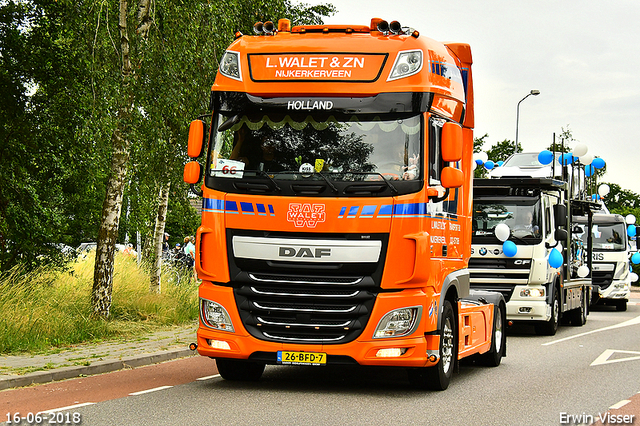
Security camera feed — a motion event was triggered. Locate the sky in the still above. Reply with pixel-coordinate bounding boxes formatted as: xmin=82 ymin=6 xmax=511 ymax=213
xmin=295 ymin=0 xmax=640 ymax=194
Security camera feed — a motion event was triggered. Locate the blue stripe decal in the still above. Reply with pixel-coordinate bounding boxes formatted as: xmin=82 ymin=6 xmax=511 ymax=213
xmin=257 ymin=204 xmax=267 ymax=215
xmin=241 ymin=202 xmax=254 ymax=215
xmin=348 ymin=206 xmax=359 ymax=218
xmin=361 ymin=205 xmax=377 ymax=217
xmin=334 ymin=202 xmax=459 ymax=221
xmin=203 ymin=198 xmax=275 ymax=217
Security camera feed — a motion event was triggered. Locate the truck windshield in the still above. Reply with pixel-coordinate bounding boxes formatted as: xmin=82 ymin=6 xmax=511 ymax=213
xmin=208 ymin=112 xmax=421 ymax=182
xmin=472 ymin=199 xmax=542 ymax=243
xmin=576 ymin=222 xmax=626 ymax=251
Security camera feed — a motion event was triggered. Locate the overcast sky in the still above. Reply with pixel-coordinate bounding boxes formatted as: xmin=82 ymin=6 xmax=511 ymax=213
xmin=299 ymin=0 xmax=640 ymax=195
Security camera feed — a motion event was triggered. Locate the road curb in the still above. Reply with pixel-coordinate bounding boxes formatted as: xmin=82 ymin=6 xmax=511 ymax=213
xmin=0 ymin=348 xmax=196 ymax=391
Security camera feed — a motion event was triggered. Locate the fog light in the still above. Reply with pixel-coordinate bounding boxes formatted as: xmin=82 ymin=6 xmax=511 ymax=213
xmin=201 ymin=299 xmax=235 ymax=332
xmin=207 ymin=339 xmax=231 ymax=350
xmin=375 ymin=348 xmax=407 ymax=358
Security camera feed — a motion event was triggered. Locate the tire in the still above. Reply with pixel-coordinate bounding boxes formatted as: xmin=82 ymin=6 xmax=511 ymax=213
xmin=570 ymin=288 xmax=587 ymax=326
xmin=616 ymin=300 xmax=628 ymax=312
xmin=408 ymin=300 xmax=457 ymax=391
xmin=216 ymin=358 xmax=265 ymax=382
xmin=535 ymin=286 xmax=559 ymax=336
xmin=478 ymin=303 xmax=506 ymax=367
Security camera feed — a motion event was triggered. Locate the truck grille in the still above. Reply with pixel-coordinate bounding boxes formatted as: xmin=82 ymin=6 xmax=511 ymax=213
xmin=234 ymin=284 xmax=376 ymax=344
xmin=592 ymin=269 xmax=614 ymax=289
xmin=468 ymin=257 xmax=532 ymax=301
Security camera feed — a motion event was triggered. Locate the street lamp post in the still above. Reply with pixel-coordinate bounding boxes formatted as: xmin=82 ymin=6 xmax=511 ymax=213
xmin=515 ymin=89 xmax=540 ymax=153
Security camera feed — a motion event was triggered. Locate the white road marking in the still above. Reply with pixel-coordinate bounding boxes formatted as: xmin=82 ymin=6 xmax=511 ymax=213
xmin=591 ymin=349 xmax=640 ymax=366
xmin=196 ymin=374 xmax=221 ymax=381
xmin=609 ymin=400 xmax=631 ymax=410
xmin=543 ymin=315 xmax=640 ymax=346
xmin=41 ymin=402 xmax=96 ymax=413
xmin=129 ymin=385 xmax=173 ymax=396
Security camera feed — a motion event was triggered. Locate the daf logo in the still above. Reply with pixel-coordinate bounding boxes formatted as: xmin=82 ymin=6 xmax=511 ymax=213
xmin=279 ymin=247 xmax=331 ymax=258
xmin=514 ymin=259 xmax=532 ymax=265
xmin=479 ymin=247 xmax=488 ymax=256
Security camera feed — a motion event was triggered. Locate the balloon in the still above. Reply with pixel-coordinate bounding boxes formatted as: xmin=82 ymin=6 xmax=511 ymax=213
xmin=625 ymin=214 xmax=636 ymax=225
xmin=497 ymin=161 xmax=504 ymax=167
xmin=585 ymin=165 xmax=595 ymax=177
xmin=591 ymin=194 xmax=600 ymax=201
xmin=632 ymin=252 xmax=640 ymax=265
xmin=495 ymin=223 xmax=511 ymax=242
xmin=630 ymin=272 xmax=639 ymax=283
xmin=573 ymin=143 xmax=588 ymax=157
xmin=592 ymin=157 xmax=605 ymax=169
xmin=478 ymin=152 xmax=488 ymax=163
xmin=629 ymin=225 xmax=637 ymax=238
xmin=475 ymin=159 xmax=483 ymax=166
xmin=502 ymin=241 xmax=517 ymax=257
xmin=484 ymin=160 xmax=495 ymax=170
xmin=538 ymin=150 xmax=554 ymax=165
xmin=558 ymin=153 xmax=574 ymax=165
xmin=577 ymin=265 xmax=590 ymax=278
xmin=579 ymin=153 xmax=594 ymax=165
xmin=598 ymin=184 xmax=610 ymax=197
xmin=548 ymin=248 xmax=563 ymax=268
xmin=472 ymin=161 xmax=478 ymax=171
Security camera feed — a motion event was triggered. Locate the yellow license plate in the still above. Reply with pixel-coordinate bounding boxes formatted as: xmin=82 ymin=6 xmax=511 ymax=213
xmin=277 ymin=351 xmax=327 ymax=366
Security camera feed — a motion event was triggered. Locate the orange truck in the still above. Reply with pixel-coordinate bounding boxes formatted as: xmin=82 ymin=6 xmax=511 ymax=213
xmin=184 ymin=17 xmax=506 ymax=390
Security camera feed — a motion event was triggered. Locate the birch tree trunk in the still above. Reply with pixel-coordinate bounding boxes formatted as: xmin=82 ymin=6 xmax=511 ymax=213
xmin=92 ymin=0 xmax=148 ymax=318
xmin=150 ymin=180 xmax=171 ymax=294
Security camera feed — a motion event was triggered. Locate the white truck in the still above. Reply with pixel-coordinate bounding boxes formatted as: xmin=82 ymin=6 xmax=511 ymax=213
xmin=574 ymin=213 xmax=631 ymax=311
xmin=469 ymin=152 xmax=598 ymax=335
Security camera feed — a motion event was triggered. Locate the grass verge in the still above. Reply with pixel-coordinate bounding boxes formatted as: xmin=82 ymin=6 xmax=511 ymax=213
xmin=0 ymin=252 xmax=199 ymax=355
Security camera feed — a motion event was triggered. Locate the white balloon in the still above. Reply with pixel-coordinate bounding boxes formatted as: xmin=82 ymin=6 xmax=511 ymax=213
xmin=494 ymin=223 xmax=510 ymax=242
xmin=579 ymin=153 xmax=594 ymax=165
xmin=573 ymin=143 xmax=588 ymax=157
xmin=472 ymin=161 xmax=477 ymax=171
xmin=598 ymin=184 xmax=610 ymax=197
xmin=577 ymin=265 xmax=590 ymax=278
xmin=478 ymin=152 xmax=488 ymax=163
xmin=626 ymin=214 xmax=636 ymax=225
xmin=630 ymin=272 xmax=639 ymax=283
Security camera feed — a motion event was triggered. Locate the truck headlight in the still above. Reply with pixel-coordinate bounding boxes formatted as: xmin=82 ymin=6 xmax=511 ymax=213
xmin=388 ymin=50 xmax=423 ymax=81
xmin=373 ymin=307 xmax=421 ymax=338
xmin=201 ymin=299 xmax=235 ymax=332
xmin=520 ymin=288 xmax=545 ymax=298
xmin=219 ymin=50 xmax=242 ymax=81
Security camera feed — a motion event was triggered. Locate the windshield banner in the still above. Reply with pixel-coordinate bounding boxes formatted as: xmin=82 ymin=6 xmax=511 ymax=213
xmin=248 ymin=53 xmax=387 ymax=82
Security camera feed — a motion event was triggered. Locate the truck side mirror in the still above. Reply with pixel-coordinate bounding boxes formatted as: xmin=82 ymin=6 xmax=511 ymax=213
xmin=184 ymin=161 xmax=202 ymax=184
xmin=553 ymin=204 xmax=567 ymax=228
xmin=188 ymin=120 xmax=206 ymax=158
xmin=441 ymin=166 xmax=464 ymax=188
xmin=441 ymin=122 xmax=463 ymax=162
xmin=555 ymin=228 xmax=568 ymax=242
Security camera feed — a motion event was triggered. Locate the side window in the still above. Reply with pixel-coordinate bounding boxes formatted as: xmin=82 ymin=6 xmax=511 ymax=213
xmin=428 ymin=117 xmax=445 ymax=185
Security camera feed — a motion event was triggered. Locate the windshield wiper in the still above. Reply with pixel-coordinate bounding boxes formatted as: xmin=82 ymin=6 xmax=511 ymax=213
xmin=258 ymin=170 xmax=281 ymax=192
xmin=315 ymin=172 xmax=339 ymax=194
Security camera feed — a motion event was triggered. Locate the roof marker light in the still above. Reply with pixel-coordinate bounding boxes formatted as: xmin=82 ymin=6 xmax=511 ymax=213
xmin=377 ymin=20 xmax=389 ymax=34
xmin=389 ymin=21 xmax=402 ymax=34
xmin=254 ymin=21 xmax=263 ymax=34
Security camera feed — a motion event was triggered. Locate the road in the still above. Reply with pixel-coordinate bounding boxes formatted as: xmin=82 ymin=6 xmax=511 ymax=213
xmin=2 ymin=299 xmax=640 ymax=426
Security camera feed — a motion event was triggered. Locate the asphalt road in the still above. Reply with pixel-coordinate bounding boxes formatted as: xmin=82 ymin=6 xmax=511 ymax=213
xmin=3 ymin=301 xmax=640 ymax=426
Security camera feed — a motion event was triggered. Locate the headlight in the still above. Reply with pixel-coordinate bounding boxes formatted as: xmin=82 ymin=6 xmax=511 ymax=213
xmin=201 ymin=299 xmax=235 ymax=332
xmin=388 ymin=50 xmax=423 ymax=81
xmin=219 ymin=50 xmax=242 ymax=81
xmin=373 ymin=307 xmax=421 ymax=338
xmin=520 ymin=288 xmax=545 ymax=298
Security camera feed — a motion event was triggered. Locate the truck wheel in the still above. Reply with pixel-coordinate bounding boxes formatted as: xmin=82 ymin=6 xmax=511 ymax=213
xmin=478 ymin=303 xmax=506 ymax=367
xmin=407 ymin=300 xmax=457 ymax=391
xmin=570 ymin=289 xmax=587 ymax=326
xmin=535 ymin=287 xmax=559 ymax=336
xmin=616 ymin=300 xmax=627 ymax=312
xmin=216 ymin=358 xmax=265 ymax=381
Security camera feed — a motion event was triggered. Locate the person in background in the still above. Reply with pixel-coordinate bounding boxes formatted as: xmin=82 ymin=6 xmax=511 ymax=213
xmin=184 ymin=236 xmax=196 ymax=268
xmin=162 ymin=232 xmax=170 ymax=252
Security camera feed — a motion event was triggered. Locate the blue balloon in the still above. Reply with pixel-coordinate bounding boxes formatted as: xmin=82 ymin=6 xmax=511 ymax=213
xmin=591 ymin=194 xmax=600 ymax=201
xmin=629 ymin=225 xmax=637 ymax=238
xmin=558 ymin=153 xmax=574 ymax=165
xmin=538 ymin=150 xmax=554 ymax=165
xmin=475 ymin=159 xmax=483 ymax=166
xmin=548 ymin=248 xmax=563 ymax=268
xmin=497 ymin=161 xmax=504 ymax=167
xmin=503 ymin=240 xmax=517 ymax=257
xmin=632 ymin=252 xmax=640 ymax=265
xmin=592 ymin=157 xmax=606 ymax=169
xmin=585 ymin=165 xmax=595 ymax=177
xmin=484 ymin=160 xmax=495 ymax=170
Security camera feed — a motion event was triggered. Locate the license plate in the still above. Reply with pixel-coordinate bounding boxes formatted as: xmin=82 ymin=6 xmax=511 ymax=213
xmin=277 ymin=351 xmax=327 ymax=366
